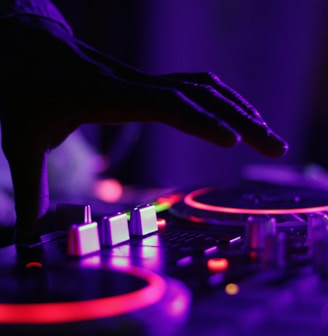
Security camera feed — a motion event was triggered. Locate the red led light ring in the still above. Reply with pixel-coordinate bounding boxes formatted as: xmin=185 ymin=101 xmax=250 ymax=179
xmin=184 ymin=187 xmax=328 ymax=215
xmin=0 ymin=265 xmax=166 ymax=324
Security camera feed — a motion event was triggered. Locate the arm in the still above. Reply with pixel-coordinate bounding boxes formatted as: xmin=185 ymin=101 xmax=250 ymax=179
xmin=0 ymin=14 xmax=288 ymax=243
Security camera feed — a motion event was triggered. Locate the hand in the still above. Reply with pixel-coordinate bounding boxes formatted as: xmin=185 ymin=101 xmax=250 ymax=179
xmin=0 ymin=16 xmax=288 ymax=243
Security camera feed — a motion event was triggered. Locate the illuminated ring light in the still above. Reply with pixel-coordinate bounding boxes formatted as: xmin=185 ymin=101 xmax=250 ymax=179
xmin=184 ymin=187 xmax=328 ymax=215
xmin=0 ymin=265 xmax=166 ymax=324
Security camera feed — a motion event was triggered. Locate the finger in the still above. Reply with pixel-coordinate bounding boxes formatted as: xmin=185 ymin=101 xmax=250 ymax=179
xmin=55 ymin=47 xmax=284 ymax=156
xmin=161 ymin=72 xmax=265 ymax=123
xmin=158 ymin=90 xmax=242 ymax=148
xmin=72 ymin=76 xmax=241 ymax=148
xmin=169 ymin=83 xmax=288 ymax=158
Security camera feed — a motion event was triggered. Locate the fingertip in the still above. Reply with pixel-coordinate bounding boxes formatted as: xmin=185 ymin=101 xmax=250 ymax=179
xmin=268 ymin=141 xmax=289 ymax=158
xmin=257 ymin=131 xmax=289 ymax=158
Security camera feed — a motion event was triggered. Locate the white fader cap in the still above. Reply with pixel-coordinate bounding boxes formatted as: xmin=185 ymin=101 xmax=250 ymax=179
xmin=129 ymin=203 xmax=158 ymax=236
xmin=99 ymin=212 xmax=130 ymax=246
xmin=67 ymin=204 xmax=100 ymax=257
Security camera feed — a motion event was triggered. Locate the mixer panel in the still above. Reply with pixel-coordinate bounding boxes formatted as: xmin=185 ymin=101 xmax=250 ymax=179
xmin=1 ymin=183 xmax=328 ymax=335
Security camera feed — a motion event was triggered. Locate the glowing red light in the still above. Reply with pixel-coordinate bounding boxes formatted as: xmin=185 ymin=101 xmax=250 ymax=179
xmin=93 ymin=178 xmax=123 ymax=203
xmin=184 ymin=187 xmax=328 ymax=215
xmin=156 ymin=218 xmax=167 ymax=229
xmin=156 ymin=194 xmax=183 ymax=207
xmin=0 ymin=265 xmax=166 ymax=324
xmin=25 ymin=262 xmax=43 ymax=269
xmin=187 ymin=215 xmax=204 ymax=223
xmin=207 ymin=258 xmax=229 ymax=272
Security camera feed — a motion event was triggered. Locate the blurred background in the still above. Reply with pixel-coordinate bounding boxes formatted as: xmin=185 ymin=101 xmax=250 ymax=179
xmin=2 ymin=0 xmax=328 ymax=238
xmin=52 ymin=0 xmax=328 ymax=186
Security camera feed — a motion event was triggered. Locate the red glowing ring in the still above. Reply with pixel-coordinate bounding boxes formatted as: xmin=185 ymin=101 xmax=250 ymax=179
xmin=184 ymin=187 xmax=328 ymax=215
xmin=0 ymin=265 xmax=166 ymax=324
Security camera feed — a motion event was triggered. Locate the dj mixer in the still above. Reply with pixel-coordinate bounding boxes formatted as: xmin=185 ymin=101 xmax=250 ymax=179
xmin=2 ymin=179 xmax=328 ymax=335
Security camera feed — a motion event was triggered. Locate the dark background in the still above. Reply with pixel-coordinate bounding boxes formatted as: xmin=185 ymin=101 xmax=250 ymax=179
xmin=52 ymin=0 xmax=328 ymax=188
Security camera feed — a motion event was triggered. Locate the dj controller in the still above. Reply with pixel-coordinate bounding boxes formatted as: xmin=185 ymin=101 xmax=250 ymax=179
xmin=2 ymin=175 xmax=328 ymax=335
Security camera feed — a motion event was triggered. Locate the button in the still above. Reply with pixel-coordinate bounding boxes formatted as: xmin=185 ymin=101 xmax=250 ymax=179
xmin=229 ymin=236 xmax=242 ymax=245
xmin=204 ymin=246 xmax=218 ymax=255
xmin=207 ymin=258 xmax=229 ymax=273
xmin=129 ymin=204 xmax=158 ymax=236
xmin=99 ymin=213 xmax=130 ymax=246
xmin=176 ymin=256 xmax=193 ymax=267
xmin=67 ymin=222 xmax=100 ymax=256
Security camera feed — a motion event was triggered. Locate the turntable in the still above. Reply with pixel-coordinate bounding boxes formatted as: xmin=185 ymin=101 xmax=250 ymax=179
xmin=171 ymin=183 xmax=328 ymax=222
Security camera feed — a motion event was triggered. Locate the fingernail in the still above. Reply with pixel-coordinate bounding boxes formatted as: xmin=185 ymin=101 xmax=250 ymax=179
xmin=267 ymin=132 xmax=289 ymax=157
